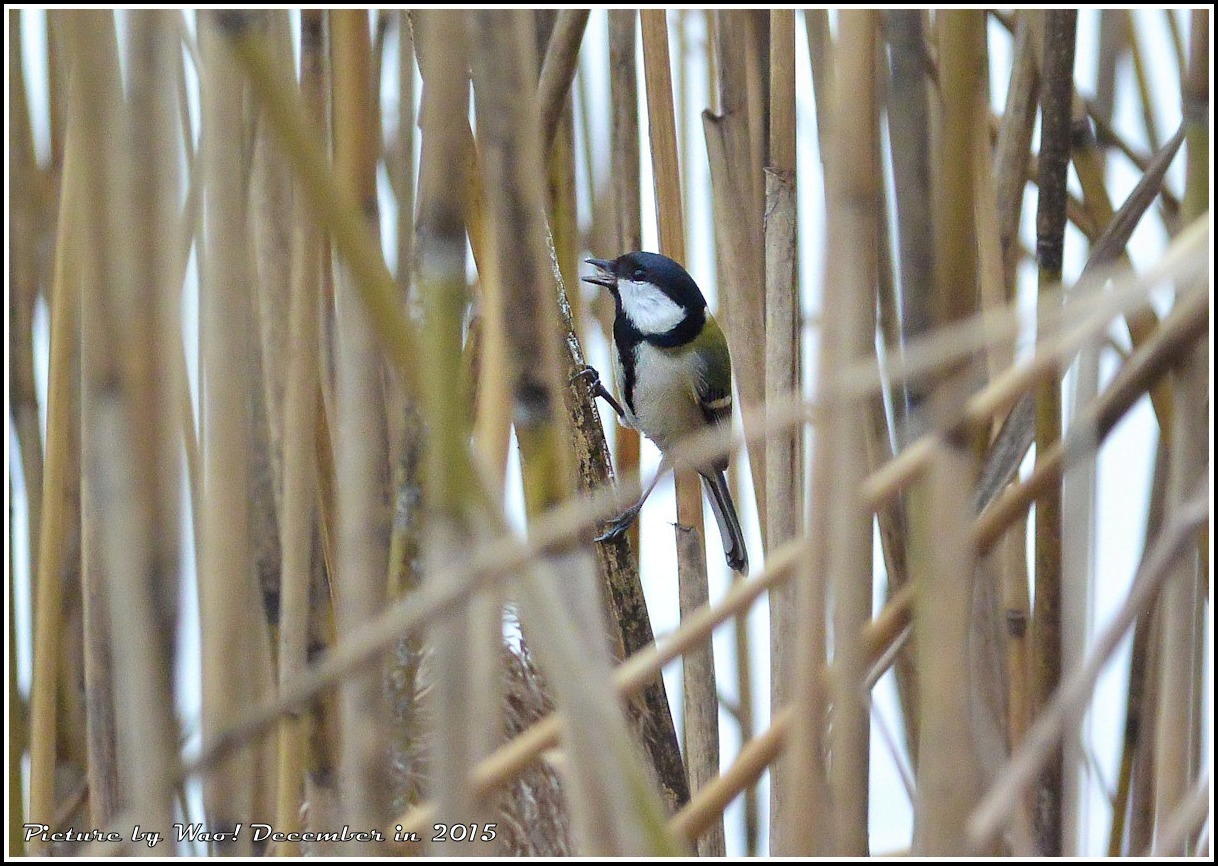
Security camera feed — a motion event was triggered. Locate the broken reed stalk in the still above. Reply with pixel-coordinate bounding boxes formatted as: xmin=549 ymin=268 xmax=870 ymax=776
xmin=639 ymin=9 xmax=722 ymax=855
xmin=1030 ymin=11 xmax=1076 ymax=855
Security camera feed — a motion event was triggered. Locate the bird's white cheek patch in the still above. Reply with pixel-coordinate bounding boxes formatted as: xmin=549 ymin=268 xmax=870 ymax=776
xmin=618 ymin=279 xmax=685 ymax=335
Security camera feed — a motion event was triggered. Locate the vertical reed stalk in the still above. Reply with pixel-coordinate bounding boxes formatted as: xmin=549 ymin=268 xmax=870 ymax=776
xmin=331 ymin=11 xmax=394 ymax=849
xmin=640 ymin=10 xmax=721 ymax=855
xmin=813 ymin=11 xmax=876 ymax=855
xmin=27 ymin=69 xmax=85 ymax=859
xmin=608 ymin=9 xmax=643 ymax=557
xmin=416 ymin=11 xmax=501 ymax=855
xmin=1152 ymin=13 xmax=1209 ymax=854
xmin=705 ymin=11 xmax=767 ymax=533
xmin=67 ymin=14 xmax=126 ymax=830
xmin=272 ymin=13 xmax=327 ymax=853
xmin=1031 ymin=11 xmax=1076 ymax=855
xmin=911 ymin=9 xmax=989 ymax=856
xmin=9 ymin=10 xmax=44 ymax=590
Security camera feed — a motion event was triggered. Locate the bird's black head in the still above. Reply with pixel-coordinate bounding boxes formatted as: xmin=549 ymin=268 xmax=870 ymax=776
xmin=584 ymin=252 xmax=708 ymax=337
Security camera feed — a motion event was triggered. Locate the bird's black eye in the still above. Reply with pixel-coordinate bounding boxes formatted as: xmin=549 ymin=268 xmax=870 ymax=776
xmin=632 ymin=268 xmax=645 ymax=281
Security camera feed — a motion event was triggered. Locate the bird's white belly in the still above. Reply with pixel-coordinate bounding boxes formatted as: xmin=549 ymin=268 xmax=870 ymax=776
xmin=621 ymin=342 xmax=705 ymax=455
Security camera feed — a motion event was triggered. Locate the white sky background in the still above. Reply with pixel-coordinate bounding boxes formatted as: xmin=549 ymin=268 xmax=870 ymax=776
xmin=6 ymin=8 xmax=1210 ymax=857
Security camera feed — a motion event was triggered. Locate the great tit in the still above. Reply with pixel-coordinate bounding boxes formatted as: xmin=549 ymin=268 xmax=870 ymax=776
xmin=582 ymin=252 xmax=748 ymax=575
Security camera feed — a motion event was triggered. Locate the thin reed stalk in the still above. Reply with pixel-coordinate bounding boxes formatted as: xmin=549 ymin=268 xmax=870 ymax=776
xmin=607 ymin=9 xmax=643 ymax=556
xmin=26 ymin=76 xmax=86 ymax=859
xmin=1030 ymin=12 xmax=1076 ymax=854
xmin=640 ymin=9 xmax=721 ymax=854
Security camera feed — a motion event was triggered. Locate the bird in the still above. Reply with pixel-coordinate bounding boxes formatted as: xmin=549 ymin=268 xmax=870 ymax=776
xmin=581 ymin=251 xmax=748 ymax=574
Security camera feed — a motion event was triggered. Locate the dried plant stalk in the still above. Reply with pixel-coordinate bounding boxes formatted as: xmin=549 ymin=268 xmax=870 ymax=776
xmin=70 ymin=13 xmax=125 ymax=828
xmin=198 ymin=12 xmax=266 ymax=852
xmin=607 ymin=8 xmax=643 ymax=556
xmin=26 ymin=58 xmax=88 ymax=855
xmin=910 ymin=9 xmax=989 ymax=856
xmin=1152 ymin=23 xmax=1208 ymax=838
xmin=1030 ymin=12 xmax=1076 ymax=854
xmin=272 ymin=11 xmax=327 ymax=852
xmin=9 ymin=9 xmax=44 ymax=591
xmin=821 ymin=10 xmax=875 ymax=854
xmin=705 ymin=11 xmax=768 ymax=534
xmin=331 ymin=10 xmax=395 ymax=849
xmin=639 ymin=9 xmax=721 ymax=854
xmin=414 ymin=10 xmax=501 ymax=855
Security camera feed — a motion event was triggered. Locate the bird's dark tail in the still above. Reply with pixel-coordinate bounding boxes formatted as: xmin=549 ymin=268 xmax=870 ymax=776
xmin=702 ymin=469 xmax=748 ymax=574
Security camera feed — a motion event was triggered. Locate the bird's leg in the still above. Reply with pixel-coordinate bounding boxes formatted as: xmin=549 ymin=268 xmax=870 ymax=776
xmin=595 ymin=455 xmax=672 ymax=542
xmin=571 ymin=364 xmax=627 ymax=423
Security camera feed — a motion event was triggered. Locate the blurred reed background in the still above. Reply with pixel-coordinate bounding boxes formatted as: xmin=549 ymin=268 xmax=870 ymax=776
xmin=6 ymin=8 xmax=1210 ymax=857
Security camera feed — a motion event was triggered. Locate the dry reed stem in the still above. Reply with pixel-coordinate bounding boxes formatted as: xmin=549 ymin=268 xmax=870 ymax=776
xmin=993 ymin=10 xmax=1040 ymax=291
xmin=705 ymin=10 xmax=768 ymax=533
xmin=763 ymin=14 xmax=802 ymax=760
xmin=69 ymin=12 xmax=126 ymax=828
xmin=802 ymin=9 xmax=877 ymax=856
xmin=9 ymin=10 xmax=44 ymax=594
xmin=1151 ymin=770 xmax=1210 ymax=856
xmin=331 ymin=11 xmax=395 ymax=849
xmin=415 ymin=10 xmax=500 ymax=854
xmin=911 ymin=11 xmax=989 ymax=855
xmin=87 ymin=8 xmax=183 ymax=839
xmin=1031 ymin=16 xmax=1076 ymax=850
xmin=639 ymin=10 xmax=721 ymax=854
xmin=538 ymin=9 xmax=590 ymax=154
xmin=1149 ymin=289 xmax=1208 ymax=852
xmin=199 ymin=13 xmax=262 ymax=851
xmin=607 ymin=8 xmax=643 ymax=556
xmin=887 ymin=9 xmax=937 ymax=371
xmin=272 ymin=13 xmax=326 ymax=852
xmin=27 ymin=81 xmax=85 ymax=857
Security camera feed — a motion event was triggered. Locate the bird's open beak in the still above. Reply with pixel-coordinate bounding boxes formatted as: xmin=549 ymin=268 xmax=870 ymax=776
xmin=583 ymin=258 xmax=616 ymax=289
